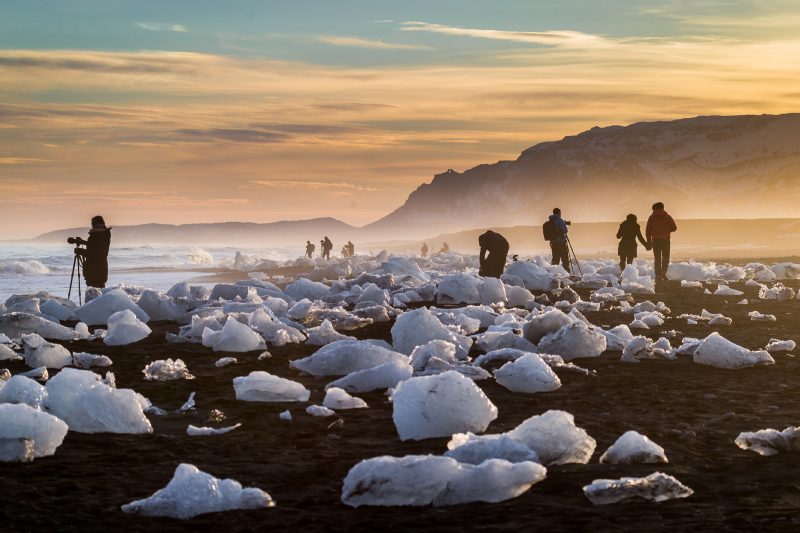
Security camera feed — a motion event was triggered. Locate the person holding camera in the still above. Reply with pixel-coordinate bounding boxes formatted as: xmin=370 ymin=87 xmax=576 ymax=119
xmin=76 ymin=215 xmax=111 ymax=288
xmin=548 ymin=208 xmax=571 ymax=273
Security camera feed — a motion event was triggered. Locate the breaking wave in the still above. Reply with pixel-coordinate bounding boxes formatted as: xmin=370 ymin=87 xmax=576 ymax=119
xmin=0 ymin=259 xmax=51 ymax=275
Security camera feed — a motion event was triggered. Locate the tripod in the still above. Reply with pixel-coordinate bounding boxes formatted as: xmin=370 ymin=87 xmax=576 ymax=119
xmin=68 ymin=251 xmax=84 ymax=305
xmin=566 ymin=236 xmax=583 ymax=277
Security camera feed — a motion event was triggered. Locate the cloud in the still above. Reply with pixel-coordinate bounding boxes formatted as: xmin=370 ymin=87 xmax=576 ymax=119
xmin=400 ymin=21 xmax=609 ymax=48
xmin=317 ymin=35 xmax=431 ymax=50
xmin=250 ymin=180 xmax=381 ymax=192
xmin=0 ymin=157 xmax=49 ymax=164
xmin=176 ymin=128 xmax=290 ymax=143
xmin=136 ymin=22 xmax=189 ymax=33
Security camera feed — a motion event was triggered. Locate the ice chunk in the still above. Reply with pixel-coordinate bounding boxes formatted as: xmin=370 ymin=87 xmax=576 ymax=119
xmin=323 ymin=387 xmax=368 ymax=409
xmin=765 ymin=339 xmax=796 ymax=352
xmin=494 ymin=354 xmax=561 ymax=393
xmin=437 ymin=274 xmax=480 ymax=305
xmin=748 ymin=310 xmax=777 ymax=322
xmin=583 ymin=472 xmax=693 ymax=505
xmin=215 ymin=357 xmax=237 ymax=367
xmin=104 ymin=309 xmax=152 ymax=346
xmin=287 ymin=299 xmax=314 ymax=321
xmin=537 ymin=322 xmax=607 ymax=361
xmin=0 ymin=343 xmax=20 ymax=361
xmin=681 ymin=280 xmax=703 ymax=288
xmin=445 ymin=432 xmax=539 ymax=465
xmin=714 ymin=285 xmax=743 ymax=296
xmin=233 ymin=371 xmax=310 ymax=402
xmin=472 ymin=347 xmax=526 ymax=368
xmin=291 ymin=339 xmax=408 ymax=377
xmin=620 ymin=336 xmax=671 ymax=363
xmin=0 ymin=375 xmax=48 ymax=408
xmin=357 ymin=284 xmax=390 ymax=306
xmin=506 ymin=410 xmax=596 ymax=465
xmin=21 ymin=333 xmax=72 ymax=369
xmin=284 ymin=278 xmax=331 ymax=302
xmin=0 ymin=403 xmax=68 ymax=460
xmin=759 ymin=283 xmax=795 ymax=301
xmin=392 ymin=371 xmax=497 ymax=441
xmin=391 ymin=307 xmax=465 ymax=356
xmin=305 ymin=319 xmax=356 ymax=346
xmin=279 ymin=410 xmax=292 ymax=421
xmin=734 ymin=426 xmax=800 ymax=456
xmin=40 ymin=299 xmax=76 ymax=321
xmin=523 ymin=309 xmax=573 ymax=344
xmin=693 ymin=332 xmax=774 ymax=369
xmin=186 ymin=423 xmax=242 ymax=436
xmin=179 ymin=392 xmax=196 ymax=412
xmin=380 ymin=257 xmax=430 ymax=283
xmin=136 ymin=290 xmax=184 ymax=322
xmin=410 ymin=340 xmax=457 ymax=372
xmin=599 ymin=431 xmax=668 ymax=464
xmin=75 ymin=288 xmax=150 ymax=326
xmin=45 ymin=368 xmax=152 ymax=434
xmin=504 ymin=261 xmax=559 ymax=291
xmin=213 ymin=318 xmax=266 ymax=353
xmin=341 ymin=455 xmax=546 ymax=507
xmin=599 ymin=324 xmax=635 ymax=351
xmin=121 ymin=463 xmax=273 ymax=519
xmin=72 ymin=352 xmax=113 ymax=369
xmin=474 ymin=330 xmax=537 ymax=354
xmin=326 ymin=359 xmax=413 ymax=393
xmin=143 ymin=358 xmax=194 ymax=381
xmin=306 ymin=404 xmax=336 ymax=417
xmin=0 ymin=312 xmax=77 ymax=341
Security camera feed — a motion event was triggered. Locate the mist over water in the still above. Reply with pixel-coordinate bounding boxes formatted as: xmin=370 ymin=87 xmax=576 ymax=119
xmin=0 ymin=244 xmax=302 ymax=303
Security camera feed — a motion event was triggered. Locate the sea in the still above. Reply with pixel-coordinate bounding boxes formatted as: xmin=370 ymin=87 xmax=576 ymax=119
xmin=0 ymin=244 xmax=302 ymax=304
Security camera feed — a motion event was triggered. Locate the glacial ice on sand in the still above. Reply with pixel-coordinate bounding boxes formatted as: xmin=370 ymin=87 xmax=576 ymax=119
xmin=143 ymin=359 xmax=195 ymax=381
xmin=341 ymin=455 xmax=546 ymax=507
xmin=104 ymin=309 xmax=152 ymax=346
xmin=693 ymin=332 xmax=774 ymax=369
xmin=323 ymin=387 xmax=368 ymax=409
xmin=0 ymin=375 xmax=48 ymax=408
xmin=325 ymin=359 xmax=413 ymax=393
xmin=599 ymin=431 xmax=668 ymax=464
xmin=494 ymin=354 xmax=561 ymax=393
xmin=392 ymin=371 xmax=497 ymax=441
xmin=233 ymin=371 xmax=310 ymax=402
xmin=306 ymin=404 xmax=336 ymax=417
xmin=436 ymin=274 xmax=480 ymax=305
xmin=445 ymin=432 xmax=540 ymax=465
xmin=304 ymin=319 xmax=356 ymax=346
xmin=212 ymin=318 xmax=266 ymax=353
xmin=72 ymin=352 xmax=113 ymax=369
xmin=537 ymin=322 xmax=607 ymax=361
xmin=506 ymin=410 xmax=596 ymax=466
xmin=391 ymin=307 xmax=469 ymax=357
xmin=0 ymin=312 xmax=77 ymax=341
xmin=75 ymin=288 xmax=150 ymax=326
xmin=583 ymin=472 xmax=693 ymax=505
xmin=291 ymin=339 xmax=409 ymax=377
xmin=121 ymin=463 xmax=274 ymax=519
xmin=21 ymin=333 xmax=72 ymax=369
xmin=523 ymin=309 xmax=573 ymax=344
xmin=0 ymin=403 xmax=68 ymax=461
xmin=734 ymin=426 xmax=800 ymax=455
xmin=186 ymin=423 xmax=242 ymax=436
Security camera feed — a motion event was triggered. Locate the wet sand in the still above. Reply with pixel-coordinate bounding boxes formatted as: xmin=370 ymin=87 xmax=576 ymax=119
xmin=2 ymin=278 xmax=800 ymax=531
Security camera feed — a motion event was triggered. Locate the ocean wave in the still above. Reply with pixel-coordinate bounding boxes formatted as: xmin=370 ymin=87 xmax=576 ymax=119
xmin=186 ymin=248 xmax=214 ymax=265
xmin=0 ymin=259 xmax=51 ymax=275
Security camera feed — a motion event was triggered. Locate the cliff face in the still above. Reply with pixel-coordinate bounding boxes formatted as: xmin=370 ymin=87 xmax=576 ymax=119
xmin=366 ymin=114 xmax=800 ymax=237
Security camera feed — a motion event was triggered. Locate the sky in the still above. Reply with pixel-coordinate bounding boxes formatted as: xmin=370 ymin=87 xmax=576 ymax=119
xmin=2 ymin=0 xmax=800 ymax=238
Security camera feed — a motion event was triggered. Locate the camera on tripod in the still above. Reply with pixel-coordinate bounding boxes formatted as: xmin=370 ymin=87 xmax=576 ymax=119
xmin=67 ymin=236 xmax=88 ymax=304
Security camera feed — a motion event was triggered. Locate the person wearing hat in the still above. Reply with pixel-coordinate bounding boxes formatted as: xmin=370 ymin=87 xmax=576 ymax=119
xmin=80 ymin=215 xmax=112 ymax=288
xmin=616 ymin=213 xmax=650 ymax=272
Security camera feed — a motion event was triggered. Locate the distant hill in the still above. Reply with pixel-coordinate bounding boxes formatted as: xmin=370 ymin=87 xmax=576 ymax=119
xmin=32 ymin=218 xmax=359 ymax=246
xmin=373 ymin=218 xmax=800 ymax=260
xmin=366 ymin=113 xmax=800 ymax=239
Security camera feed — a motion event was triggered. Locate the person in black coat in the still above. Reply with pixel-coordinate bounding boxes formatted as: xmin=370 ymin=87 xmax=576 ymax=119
xmin=616 ymin=214 xmax=649 ymax=272
xmin=81 ymin=215 xmax=111 ymax=288
xmin=478 ymin=230 xmax=509 ymax=278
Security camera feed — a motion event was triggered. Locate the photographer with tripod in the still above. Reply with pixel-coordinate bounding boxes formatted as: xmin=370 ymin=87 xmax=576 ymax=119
xmin=68 ymin=215 xmax=111 ymax=302
xmin=544 ymin=208 xmax=571 ymax=274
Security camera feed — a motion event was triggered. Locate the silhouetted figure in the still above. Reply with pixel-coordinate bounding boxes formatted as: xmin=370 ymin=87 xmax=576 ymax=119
xmin=421 ymin=242 xmax=429 ymax=257
xmin=341 ymin=245 xmax=349 ymax=258
xmin=616 ymin=214 xmax=649 ymax=272
xmin=321 ymin=236 xmax=333 ymax=260
xmin=305 ymin=240 xmax=315 ymax=259
xmin=547 ymin=208 xmax=571 ymax=273
xmin=346 ymin=241 xmax=355 ymax=257
xmin=438 ymin=242 xmax=450 ymax=254
xmin=478 ymin=230 xmax=509 ymax=278
xmin=646 ymin=202 xmax=678 ymax=281
xmin=78 ymin=215 xmax=111 ymax=288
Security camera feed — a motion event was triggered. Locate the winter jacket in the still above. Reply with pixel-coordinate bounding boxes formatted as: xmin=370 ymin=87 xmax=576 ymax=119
xmin=548 ymin=214 xmax=568 ymax=244
xmin=616 ymin=220 xmax=647 ymax=257
xmin=83 ymin=227 xmax=111 ymax=286
xmin=645 ymin=209 xmax=677 ymax=241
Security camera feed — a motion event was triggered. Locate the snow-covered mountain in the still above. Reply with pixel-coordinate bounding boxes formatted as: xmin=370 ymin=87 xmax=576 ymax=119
xmin=367 ymin=114 xmax=800 ymax=237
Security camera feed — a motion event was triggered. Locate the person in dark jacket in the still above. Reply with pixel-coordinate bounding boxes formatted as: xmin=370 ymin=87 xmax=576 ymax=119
xmin=478 ymin=230 xmax=509 ymax=278
xmin=616 ymin=214 xmax=650 ymax=272
xmin=549 ymin=208 xmax=571 ymax=273
xmin=421 ymin=242 xmax=428 ymax=257
xmin=305 ymin=240 xmax=315 ymax=259
xmin=80 ymin=215 xmax=111 ymax=288
xmin=321 ymin=236 xmax=333 ymax=260
xmin=645 ymin=202 xmax=678 ymax=281
xmin=346 ymin=241 xmax=355 ymax=257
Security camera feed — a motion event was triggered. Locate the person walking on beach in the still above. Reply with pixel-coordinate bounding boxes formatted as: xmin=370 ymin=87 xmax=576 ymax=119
xmin=547 ymin=208 xmax=571 ymax=273
xmin=421 ymin=242 xmax=428 ymax=257
xmin=645 ymin=202 xmax=677 ymax=281
xmin=346 ymin=241 xmax=355 ymax=257
xmin=305 ymin=240 xmax=315 ymax=259
xmin=616 ymin=214 xmax=650 ymax=272
xmin=321 ymin=236 xmax=333 ymax=260
xmin=478 ymin=230 xmax=509 ymax=278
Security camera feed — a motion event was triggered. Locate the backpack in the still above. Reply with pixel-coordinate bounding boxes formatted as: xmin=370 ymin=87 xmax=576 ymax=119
xmin=542 ymin=220 xmax=556 ymax=241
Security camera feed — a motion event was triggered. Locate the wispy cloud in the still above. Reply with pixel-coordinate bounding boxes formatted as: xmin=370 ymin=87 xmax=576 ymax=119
xmin=400 ymin=21 xmax=609 ymax=48
xmin=250 ymin=180 xmax=381 ymax=192
xmin=0 ymin=157 xmax=49 ymax=164
xmin=136 ymin=22 xmax=188 ymax=33
xmin=317 ymin=35 xmax=431 ymax=50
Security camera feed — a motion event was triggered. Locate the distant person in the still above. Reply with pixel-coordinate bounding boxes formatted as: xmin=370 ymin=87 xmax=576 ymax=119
xmin=346 ymin=241 xmax=355 ymax=257
xmin=616 ymin=214 xmax=650 ymax=272
xmin=321 ymin=236 xmax=333 ymax=260
xmin=546 ymin=208 xmax=571 ymax=273
xmin=78 ymin=215 xmax=111 ymax=288
xmin=341 ymin=245 xmax=349 ymax=258
xmin=439 ymin=242 xmax=450 ymax=254
xmin=478 ymin=230 xmax=509 ymax=278
xmin=305 ymin=240 xmax=315 ymax=259
xmin=645 ymin=202 xmax=678 ymax=281
xmin=421 ymin=242 xmax=429 ymax=257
